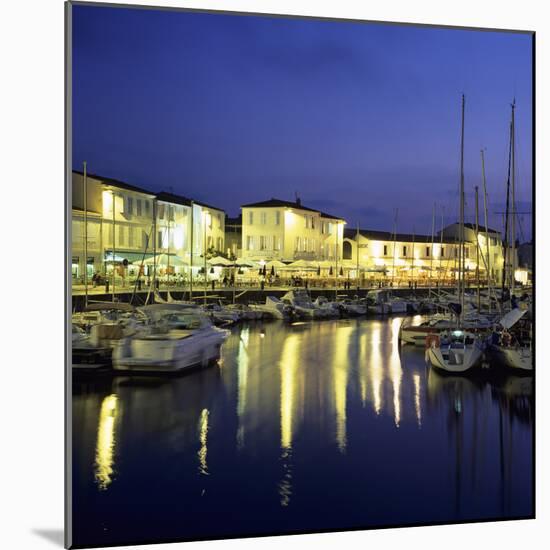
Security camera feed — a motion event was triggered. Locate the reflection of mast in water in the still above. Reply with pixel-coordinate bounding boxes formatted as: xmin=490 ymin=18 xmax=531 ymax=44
xmin=278 ymin=333 xmax=300 ymax=507
xmin=413 ymin=373 xmax=422 ymax=428
xmin=94 ymin=394 xmax=118 ymax=491
xmin=197 ymin=408 xmax=210 ymax=476
xmin=236 ymin=328 xmax=250 ymax=449
xmin=368 ymin=323 xmax=383 ymax=416
xmin=389 ymin=318 xmax=403 ymax=427
xmin=332 ymin=325 xmax=353 ymax=453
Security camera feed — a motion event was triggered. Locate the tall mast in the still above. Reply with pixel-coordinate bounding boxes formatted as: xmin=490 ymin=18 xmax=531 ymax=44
xmin=411 ymin=229 xmax=415 ymax=293
xmin=502 ymin=113 xmax=513 ymax=294
xmin=459 ymin=94 xmax=466 ymax=312
xmin=475 ymin=186 xmax=480 ymax=311
xmin=391 ymin=208 xmax=398 ymax=288
xmin=83 ymin=161 xmax=88 ymax=308
xmin=511 ymin=100 xmax=516 ymax=296
xmin=429 ymin=203 xmax=435 ymax=297
xmin=356 ymin=222 xmax=360 ymax=290
xmin=481 ymin=149 xmax=491 ymax=312
xmin=439 ymin=206 xmax=444 ymax=295
xmin=112 ymin=189 xmax=116 ymax=301
xmin=190 ymin=200 xmax=194 ymax=299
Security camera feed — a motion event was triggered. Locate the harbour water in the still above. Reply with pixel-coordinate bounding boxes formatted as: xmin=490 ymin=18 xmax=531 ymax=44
xmin=72 ymin=316 xmax=533 ymax=547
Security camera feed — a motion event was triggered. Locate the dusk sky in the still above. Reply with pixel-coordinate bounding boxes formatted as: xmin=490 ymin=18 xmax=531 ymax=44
xmin=72 ymin=4 xmax=533 ymax=240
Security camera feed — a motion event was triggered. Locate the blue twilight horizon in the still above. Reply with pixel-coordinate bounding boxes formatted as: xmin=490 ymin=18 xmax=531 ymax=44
xmin=72 ymin=4 xmax=533 ymax=241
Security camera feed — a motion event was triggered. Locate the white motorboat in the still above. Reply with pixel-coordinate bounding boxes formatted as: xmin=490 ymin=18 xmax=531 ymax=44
xmin=366 ymin=290 xmax=407 ymax=314
xmin=281 ymin=290 xmax=324 ymax=319
xmin=113 ymin=306 xmax=229 ymax=373
xmin=338 ymin=298 xmax=367 ymax=316
xmin=201 ymin=302 xmax=241 ymax=326
xmin=225 ymin=303 xmax=264 ymax=321
xmin=425 ymin=329 xmax=485 ymax=373
xmin=72 ymin=303 xmax=146 ymax=370
xmin=249 ymin=296 xmax=294 ymax=320
xmin=313 ymin=296 xmax=341 ymax=318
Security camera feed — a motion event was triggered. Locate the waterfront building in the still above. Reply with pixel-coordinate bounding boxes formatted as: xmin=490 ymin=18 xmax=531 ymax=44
xmin=240 ymin=198 xmax=346 ymax=263
xmin=71 ymin=171 xmax=226 ymax=287
xmin=342 ymin=222 xmax=508 ymax=286
xmin=72 ymin=171 xmax=156 ymax=284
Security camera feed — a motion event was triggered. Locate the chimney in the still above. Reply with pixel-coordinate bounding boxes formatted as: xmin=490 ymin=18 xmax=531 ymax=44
xmin=295 ymin=191 xmax=301 ymax=206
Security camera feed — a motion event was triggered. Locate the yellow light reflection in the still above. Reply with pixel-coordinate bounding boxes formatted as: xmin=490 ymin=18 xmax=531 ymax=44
xmin=369 ymin=324 xmax=383 ymax=415
xmin=280 ymin=334 xmax=299 ymax=450
xmin=236 ymin=328 xmax=249 ymax=449
xmin=390 ymin=318 xmax=403 ymax=427
xmin=197 ymin=408 xmax=209 ymax=475
xmin=94 ymin=394 xmax=118 ymax=491
xmin=332 ymin=326 xmax=352 ymax=453
xmin=413 ymin=373 xmax=422 ymax=428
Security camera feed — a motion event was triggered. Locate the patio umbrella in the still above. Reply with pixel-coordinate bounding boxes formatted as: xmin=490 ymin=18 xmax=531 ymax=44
xmin=317 ymin=265 xmax=321 ymax=276
xmin=339 ymin=266 xmax=344 ymax=276
xmin=271 ymin=265 xmax=275 ymax=276
xmin=136 ymin=254 xmax=188 ymax=267
xmin=105 ymin=252 xmax=125 ymax=263
xmin=207 ymin=256 xmax=233 ymax=267
xmin=235 ymin=259 xmax=256 ymax=268
xmin=329 ymin=266 xmax=333 ymax=276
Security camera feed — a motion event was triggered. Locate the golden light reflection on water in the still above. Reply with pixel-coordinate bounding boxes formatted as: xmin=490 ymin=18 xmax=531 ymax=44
xmin=389 ymin=318 xmax=403 ymax=427
xmin=280 ymin=334 xmax=300 ymax=451
xmin=236 ymin=328 xmax=250 ymax=449
xmin=368 ymin=323 xmax=383 ymax=416
xmin=413 ymin=373 xmax=422 ymax=427
xmin=94 ymin=394 xmax=118 ymax=491
xmin=198 ymin=408 xmax=209 ymax=475
xmin=332 ymin=326 xmax=352 ymax=453
xmin=279 ymin=333 xmax=301 ymax=506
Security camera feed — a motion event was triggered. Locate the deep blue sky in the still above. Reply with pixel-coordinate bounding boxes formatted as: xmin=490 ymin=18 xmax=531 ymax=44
xmin=72 ymin=4 xmax=533 ymax=240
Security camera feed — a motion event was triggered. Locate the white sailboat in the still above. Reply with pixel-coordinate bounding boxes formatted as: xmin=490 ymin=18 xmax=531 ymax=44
xmin=426 ymin=95 xmax=485 ymax=373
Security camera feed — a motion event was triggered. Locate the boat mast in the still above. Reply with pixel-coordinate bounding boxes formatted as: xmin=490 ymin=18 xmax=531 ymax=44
xmin=391 ymin=208 xmax=398 ymax=289
xmin=459 ymin=94 xmax=466 ymax=314
xmin=429 ymin=203 xmax=435 ymax=298
xmin=190 ymin=200 xmax=194 ymax=299
xmin=152 ymin=198 xmax=157 ymax=301
xmin=502 ymin=113 xmax=513 ymax=296
xmin=475 ymin=185 xmax=480 ymax=311
xmin=511 ymin=100 xmax=516 ymax=296
xmin=411 ymin=229 xmax=415 ymax=293
xmin=481 ymin=149 xmax=491 ymax=312
xmin=439 ymin=206 xmax=444 ymax=296
xmin=112 ymin=189 xmax=116 ymax=301
xmin=356 ymin=222 xmax=360 ymax=291
xmin=83 ymin=161 xmax=88 ymax=308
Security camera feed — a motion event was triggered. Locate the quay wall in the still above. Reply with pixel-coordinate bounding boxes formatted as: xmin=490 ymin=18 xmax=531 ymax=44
xmin=71 ymin=286 xmax=463 ymax=312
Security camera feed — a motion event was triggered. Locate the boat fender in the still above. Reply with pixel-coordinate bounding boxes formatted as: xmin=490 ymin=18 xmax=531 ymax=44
xmin=425 ymin=333 xmax=440 ymax=349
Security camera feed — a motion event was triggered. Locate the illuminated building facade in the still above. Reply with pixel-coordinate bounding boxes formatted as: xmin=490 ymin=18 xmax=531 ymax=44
xmin=240 ymin=198 xmax=346 ymax=263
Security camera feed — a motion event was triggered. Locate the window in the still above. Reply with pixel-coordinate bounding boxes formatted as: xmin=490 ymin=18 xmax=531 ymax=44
xmin=144 ymin=201 xmax=150 ymax=216
xmin=454 ymin=247 xmax=458 ymax=258
xmin=260 ymin=212 xmax=267 ymax=225
xmin=383 ymin=245 xmax=388 ymax=256
xmin=328 ymin=223 xmax=333 ymax=235
xmin=118 ymin=226 xmax=125 ymax=247
xmin=426 ymin=246 xmax=430 ymax=257
xmin=465 ymin=247 xmax=469 ymax=258
xmin=311 ymin=217 xmax=315 ymax=230
xmin=248 ymin=211 xmax=254 ymax=225
xmin=275 ymin=211 xmax=281 ymax=225
xmin=137 ymin=199 xmax=142 ymax=216
xmin=168 ymin=206 xmax=174 ymax=221
xmin=127 ymin=197 xmax=133 ymax=215
xmin=217 ymin=237 xmax=223 ymax=251
xmin=260 ymin=236 xmax=266 ymax=250
xmin=295 ymin=236 xmax=300 ymax=251
xmin=441 ymin=247 xmax=445 ymax=257
xmin=274 ymin=236 xmax=281 ymax=251
xmin=403 ymin=246 xmax=407 ymax=257
xmin=158 ymin=230 xmax=163 ymax=248
xmin=246 ymin=236 xmax=254 ymax=250
xmin=128 ymin=226 xmax=134 ymax=247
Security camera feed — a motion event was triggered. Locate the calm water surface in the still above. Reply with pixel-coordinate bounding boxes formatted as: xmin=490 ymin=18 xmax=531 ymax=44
xmin=72 ymin=317 xmax=533 ymax=547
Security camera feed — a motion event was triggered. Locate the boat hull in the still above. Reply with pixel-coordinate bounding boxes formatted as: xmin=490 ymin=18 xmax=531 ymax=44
xmin=426 ymin=344 xmax=483 ymax=373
